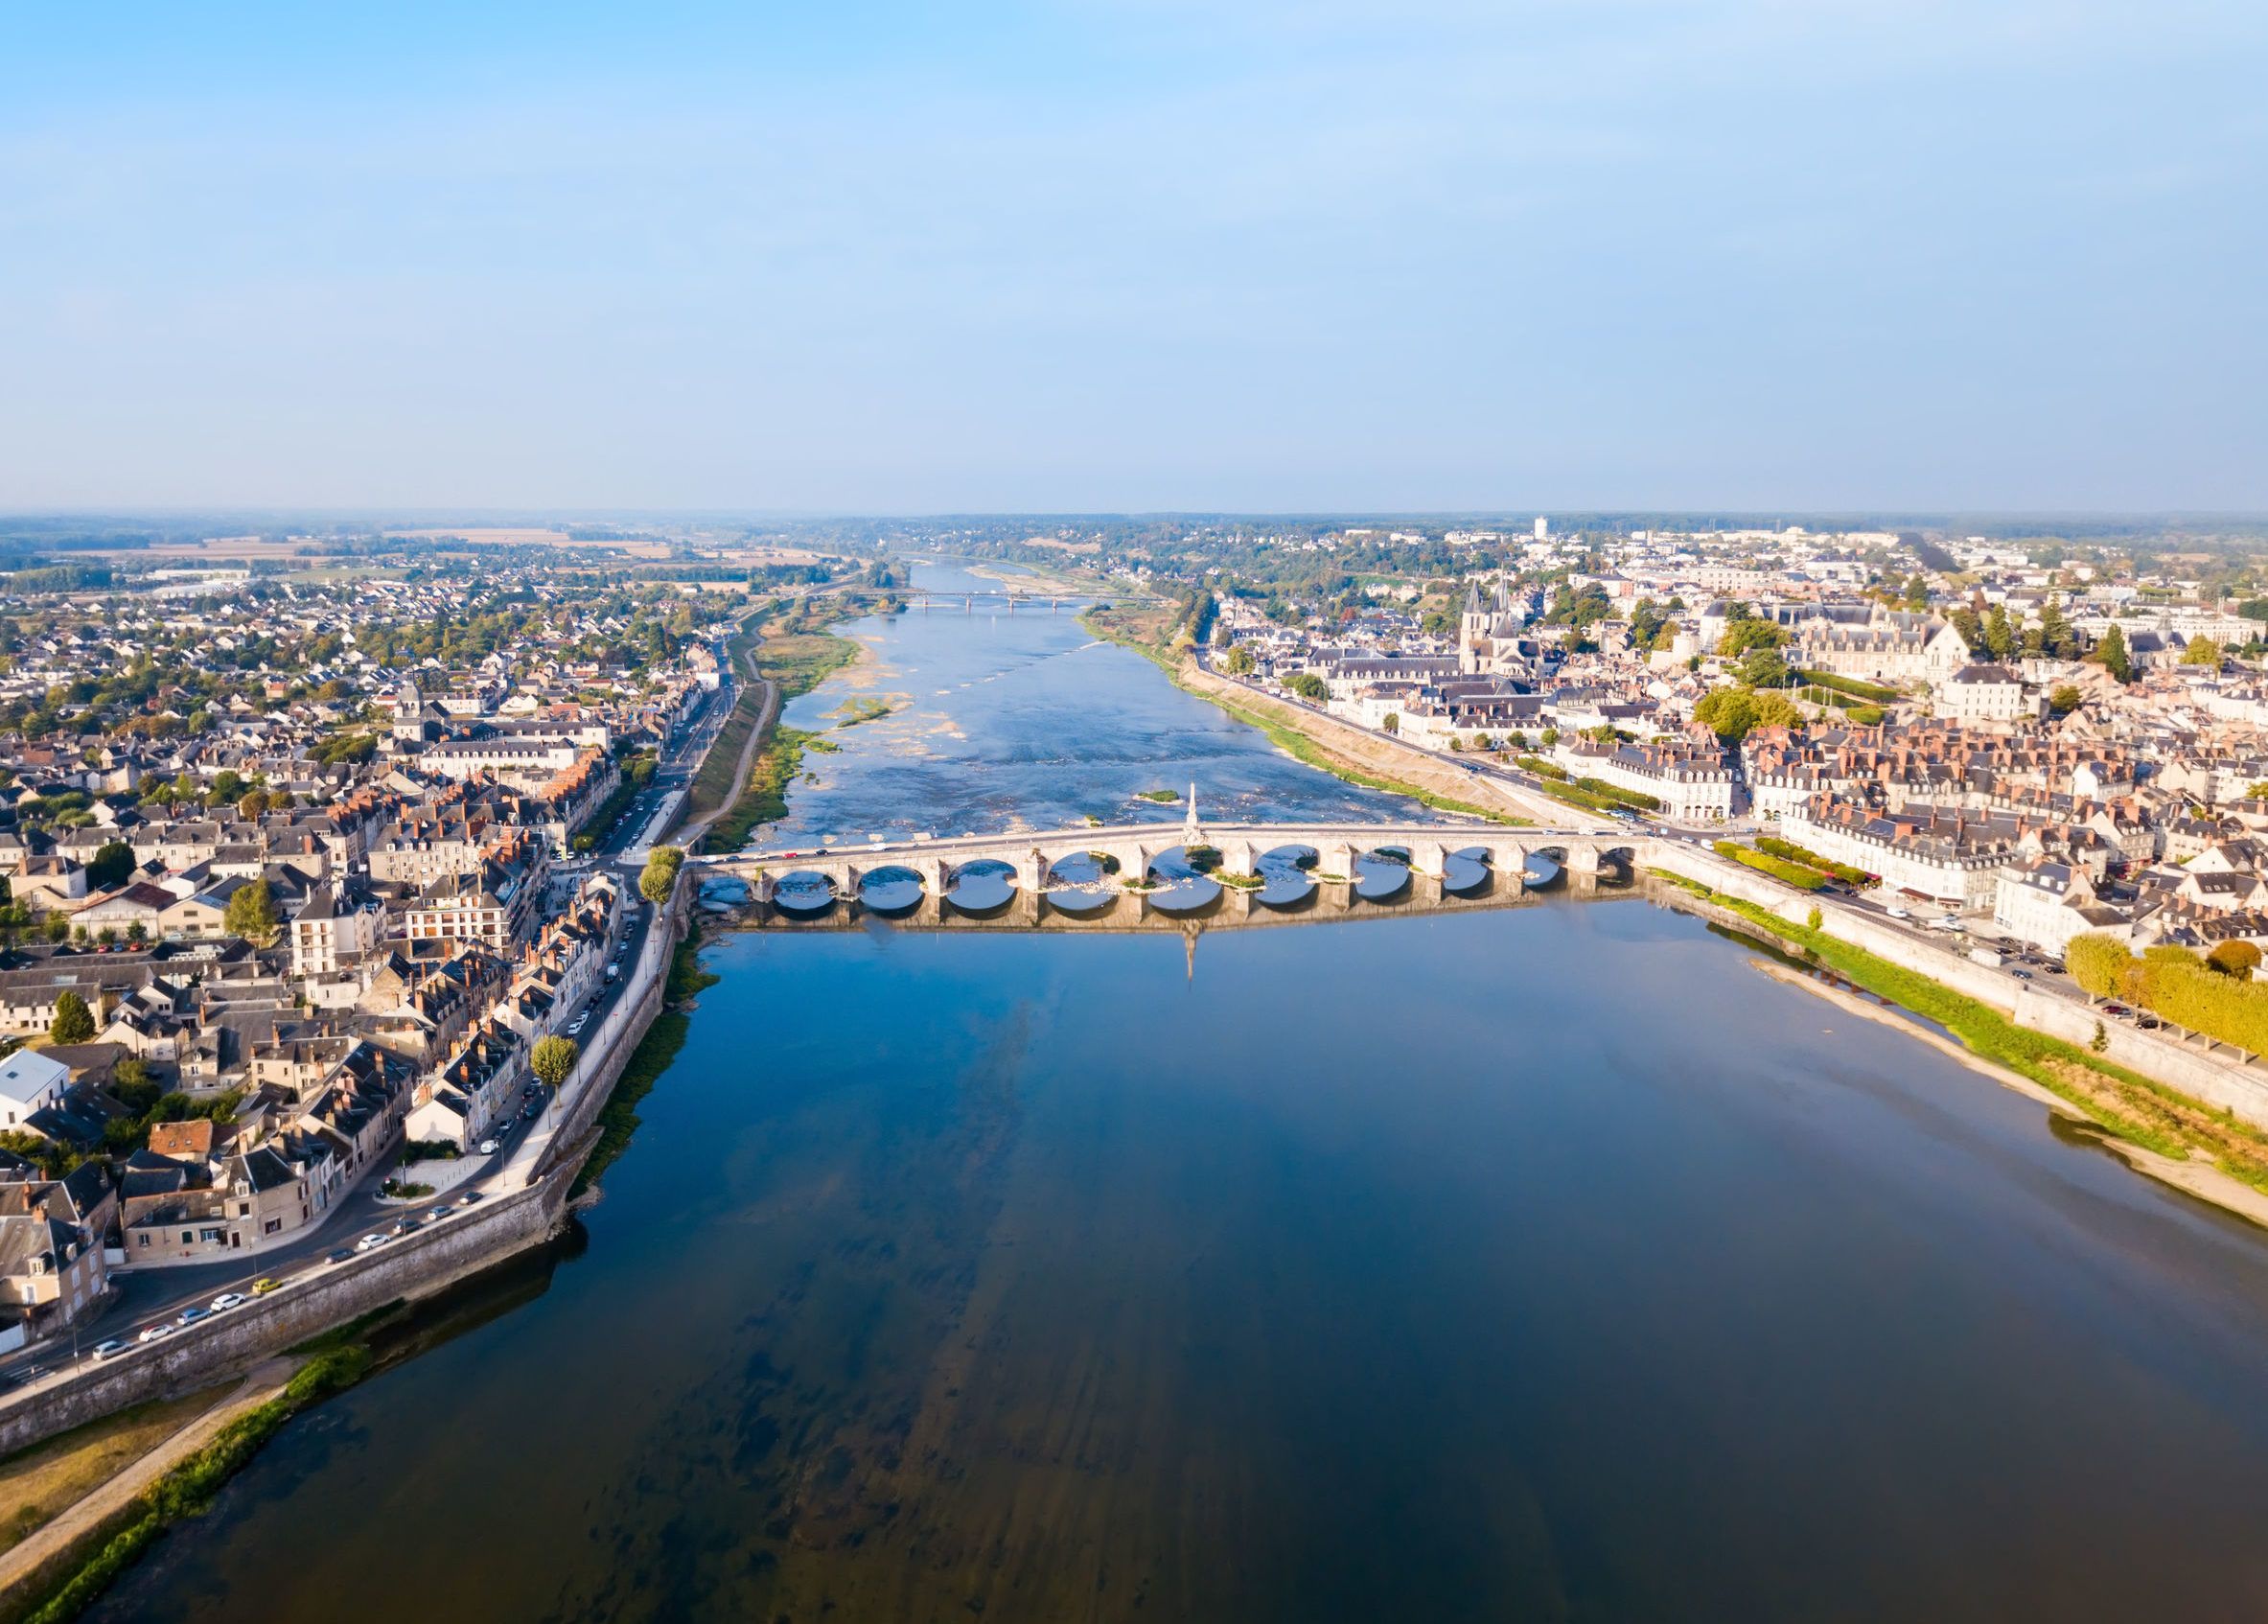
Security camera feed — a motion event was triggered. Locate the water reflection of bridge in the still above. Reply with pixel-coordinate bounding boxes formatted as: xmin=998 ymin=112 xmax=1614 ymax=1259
xmin=709 ymin=862 xmax=1630 ymax=937
xmin=694 ymin=819 xmax=1655 ymax=930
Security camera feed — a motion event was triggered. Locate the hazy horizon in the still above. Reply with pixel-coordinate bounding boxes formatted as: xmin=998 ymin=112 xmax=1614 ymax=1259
xmin=5 ymin=2 xmax=2262 ymax=513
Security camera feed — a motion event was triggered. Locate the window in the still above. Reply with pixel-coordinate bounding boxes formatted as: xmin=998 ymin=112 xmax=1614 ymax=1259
xmin=137 ymin=1233 xmax=150 ymax=1247
xmin=180 ymin=1230 xmax=195 ymax=1243
xmin=265 ymin=1217 xmax=283 ymax=1235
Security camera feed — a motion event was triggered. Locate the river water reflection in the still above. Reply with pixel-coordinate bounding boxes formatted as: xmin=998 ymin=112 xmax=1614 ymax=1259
xmin=86 ymin=567 xmax=2268 ymax=1623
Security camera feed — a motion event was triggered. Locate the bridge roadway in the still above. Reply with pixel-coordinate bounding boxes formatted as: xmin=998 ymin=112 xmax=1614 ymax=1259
xmin=694 ymin=820 xmax=1655 ymax=904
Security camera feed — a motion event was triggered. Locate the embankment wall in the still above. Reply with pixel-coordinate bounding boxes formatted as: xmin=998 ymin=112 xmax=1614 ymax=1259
xmin=0 ymin=1175 xmax=565 ymax=1459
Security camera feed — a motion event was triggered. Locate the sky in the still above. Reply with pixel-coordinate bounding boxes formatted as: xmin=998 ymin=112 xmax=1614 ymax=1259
xmin=1 ymin=2 xmax=2263 ymax=515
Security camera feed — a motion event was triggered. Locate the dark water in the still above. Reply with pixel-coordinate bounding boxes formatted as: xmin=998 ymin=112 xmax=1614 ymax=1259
xmin=89 ymin=568 xmax=2268 ymax=1623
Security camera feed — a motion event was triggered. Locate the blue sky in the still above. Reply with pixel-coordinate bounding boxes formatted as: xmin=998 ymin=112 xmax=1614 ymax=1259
xmin=2 ymin=2 xmax=2262 ymax=513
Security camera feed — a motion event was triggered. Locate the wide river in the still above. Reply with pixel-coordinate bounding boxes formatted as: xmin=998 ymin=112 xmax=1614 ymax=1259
xmin=95 ymin=561 xmax=2268 ymax=1621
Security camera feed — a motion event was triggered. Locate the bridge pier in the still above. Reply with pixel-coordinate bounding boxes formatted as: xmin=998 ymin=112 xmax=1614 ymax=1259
xmin=1565 ymin=844 xmax=1601 ymax=877
xmin=1318 ymin=841 xmax=1354 ymax=883
xmin=1410 ymin=840 xmax=1446 ymax=878
xmin=912 ymin=855 xmax=952 ymax=900
xmin=1016 ymin=850 xmax=1047 ymax=896
xmin=1218 ymin=838 xmax=1257 ymax=880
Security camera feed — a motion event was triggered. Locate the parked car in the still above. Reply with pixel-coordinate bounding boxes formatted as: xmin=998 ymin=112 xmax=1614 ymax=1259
xmin=2011 ymin=969 xmax=2033 ymax=980
xmin=392 ymin=1218 xmax=422 ymax=1237
xmin=457 ymin=1190 xmax=485 ymax=1206
xmin=426 ymin=1206 xmax=454 ymax=1222
xmin=252 ymin=1277 xmax=279 ymax=1294
xmin=211 ymin=1292 xmax=246 ymax=1312
xmin=136 ymin=1323 xmax=174 ymax=1342
xmin=328 ymin=1248 xmax=356 ymax=1265
xmin=176 ymin=1307 xmax=211 ymax=1327
xmin=2138 ymin=1014 xmax=2162 ymax=1029
xmin=479 ymin=1138 xmax=501 ymax=1155
xmin=92 ymin=1339 xmax=127 ymax=1360
xmin=356 ymin=1233 xmax=389 ymax=1251
xmin=1886 ymin=905 xmax=1910 ymax=918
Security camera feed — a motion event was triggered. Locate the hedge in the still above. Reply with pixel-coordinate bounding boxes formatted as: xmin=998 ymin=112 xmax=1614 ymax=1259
xmin=1756 ymin=836 xmax=1874 ymax=887
xmin=1516 ymin=757 xmax=1659 ymax=811
xmin=1714 ymin=841 xmax=1827 ymax=891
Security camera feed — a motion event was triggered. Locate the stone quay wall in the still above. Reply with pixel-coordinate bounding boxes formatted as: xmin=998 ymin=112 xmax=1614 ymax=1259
xmin=0 ymin=1175 xmax=566 ymax=1459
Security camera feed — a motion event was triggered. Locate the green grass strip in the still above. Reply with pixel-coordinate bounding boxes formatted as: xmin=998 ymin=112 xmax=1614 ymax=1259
xmin=703 ymin=726 xmax=819 ymax=854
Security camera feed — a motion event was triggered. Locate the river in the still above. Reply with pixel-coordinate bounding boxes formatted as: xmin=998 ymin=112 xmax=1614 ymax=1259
xmin=88 ymin=561 xmax=2268 ymax=1621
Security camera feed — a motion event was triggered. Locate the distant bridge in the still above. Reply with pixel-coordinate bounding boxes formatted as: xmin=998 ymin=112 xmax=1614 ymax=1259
xmin=692 ymin=816 xmax=1655 ymax=909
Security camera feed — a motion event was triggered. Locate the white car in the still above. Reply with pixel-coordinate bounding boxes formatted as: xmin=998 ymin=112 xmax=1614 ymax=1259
xmin=210 ymin=1292 xmax=246 ymax=1312
xmin=479 ymin=1138 xmax=501 ymax=1155
xmin=356 ymin=1233 xmax=390 ymax=1252
xmin=1886 ymin=906 xmax=1911 ymax=919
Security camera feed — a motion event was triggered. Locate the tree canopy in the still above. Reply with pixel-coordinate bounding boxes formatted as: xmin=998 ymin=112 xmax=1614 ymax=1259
xmin=224 ymin=877 xmax=277 ymax=943
xmin=49 ymin=988 xmax=95 ymax=1045
xmin=531 ymin=1034 xmax=579 ymax=1093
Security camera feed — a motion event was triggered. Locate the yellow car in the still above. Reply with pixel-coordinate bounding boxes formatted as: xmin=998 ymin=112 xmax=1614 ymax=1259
xmin=250 ymin=1278 xmax=279 ymax=1295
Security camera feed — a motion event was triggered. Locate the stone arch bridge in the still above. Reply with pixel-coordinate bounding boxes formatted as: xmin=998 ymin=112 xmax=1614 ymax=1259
xmin=692 ymin=821 xmax=1656 ymax=906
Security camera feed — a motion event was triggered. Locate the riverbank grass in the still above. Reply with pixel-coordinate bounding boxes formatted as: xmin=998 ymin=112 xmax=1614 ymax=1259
xmin=14 ymin=1348 xmax=373 ymax=1624
xmin=0 ymin=1391 xmax=222 ymax=1559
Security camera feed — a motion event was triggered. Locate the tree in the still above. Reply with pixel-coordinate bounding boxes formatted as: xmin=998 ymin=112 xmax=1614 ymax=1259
xmin=1984 ymin=603 xmax=2015 ymax=661
xmin=2067 ymin=934 xmax=2135 ymax=1000
xmin=1750 ymin=690 xmax=1802 ymax=730
xmin=531 ymin=1035 xmax=579 ymax=1098
xmin=2208 ymin=940 xmax=2262 ymax=980
xmin=2095 ymin=623 xmax=2132 ymax=683
xmin=238 ymin=789 xmax=269 ymax=819
xmin=125 ymin=920 xmax=147 ymax=944
xmin=224 ymin=877 xmax=277 ymax=943
xmin=2049 ymin=684 xmax=2083 ymax=716
xmin=1737 ymin=645 xmax=1791 ymax=689
xmin=2182 ymin=637 xmax=2221 ymax=667
xmin=1286 ymin=672 xmax=1327 ymax=701
xmin=1693 ymin=688 xmax=1761 ymax=742
xmin=86 ymin=841 xmax=134 ymax=891
xmin=1219 ymin=645 xmax=1255 ymax=676
xmin=639 ymin=846 xmax=685 ymax=905
xmin=49 ymin=989 xmax=95 ymax=1045
xmin=1719 ymin=618 xmax=1786 ymax=659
